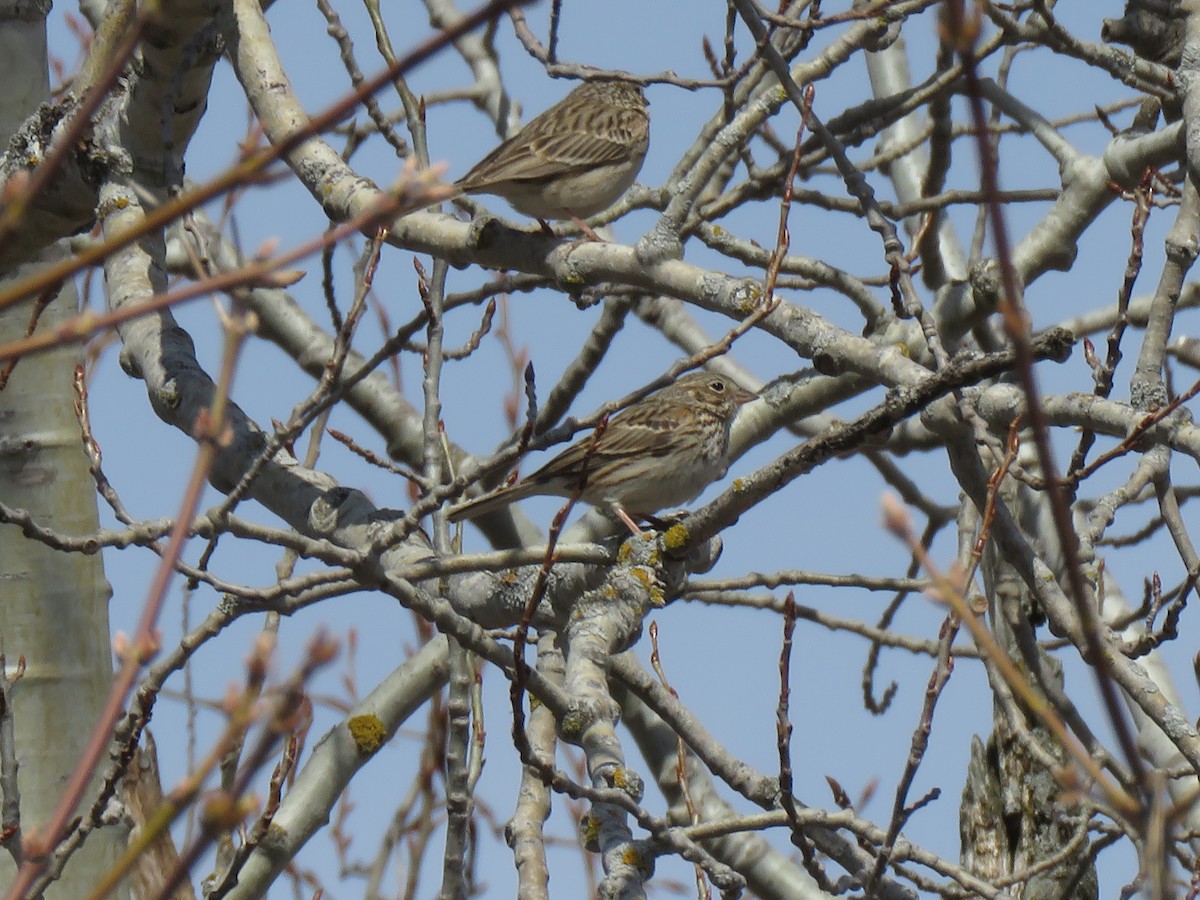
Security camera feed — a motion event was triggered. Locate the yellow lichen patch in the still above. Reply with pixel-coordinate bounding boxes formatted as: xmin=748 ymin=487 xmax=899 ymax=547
xmin=560 ymin=710 xmax=587 ymax=739
xmin=579 ymin=813 xmax=602 ymax=851
xmin=347 ymin=714 xmax=387 ymax=755
xmin=630 ymin=567 xmax=665 ymax=606
xmin=619 ymin=531 xmax=656 ymax=558
xmin=613 ymin=766 xmax=639 ymax=793
xmin=736 ymin=285 xmax=763 ymax=314
xmin=620 ymin=845 xmax=646 ymax=867
xmin=663 ymin=524 xmax=690 ymax=551
xmin=732 ymin=477 xmax=746 ymax=492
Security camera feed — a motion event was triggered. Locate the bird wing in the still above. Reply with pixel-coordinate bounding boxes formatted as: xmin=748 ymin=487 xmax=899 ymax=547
xmin=525 ymin=414 xmax=674 ymax=487
xmin=457 ymin=110 xmax=647 ymax=191
xmin=447 ymin=417 xmax=670 ymax=521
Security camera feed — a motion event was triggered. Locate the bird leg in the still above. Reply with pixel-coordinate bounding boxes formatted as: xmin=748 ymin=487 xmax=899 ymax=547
xmin=612 ymin=504 xmax=647 ymax=537
xmin=568 ymin=213 xmax=604 ymax=242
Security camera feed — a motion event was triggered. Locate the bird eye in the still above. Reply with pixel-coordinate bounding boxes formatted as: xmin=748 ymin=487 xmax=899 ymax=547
xmin=709 ymin=379 xmax=726 ymax=393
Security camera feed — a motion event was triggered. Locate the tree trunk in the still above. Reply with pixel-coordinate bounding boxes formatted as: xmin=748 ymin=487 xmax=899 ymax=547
xmin=0 ymin=1 xmax=127 ymax=895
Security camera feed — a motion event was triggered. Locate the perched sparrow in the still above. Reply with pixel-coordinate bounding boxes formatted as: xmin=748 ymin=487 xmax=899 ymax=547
xmin=454 ymin=80 xmax=649 ymax=234
xmin=448 ymin=372 xmax=754 ymax=534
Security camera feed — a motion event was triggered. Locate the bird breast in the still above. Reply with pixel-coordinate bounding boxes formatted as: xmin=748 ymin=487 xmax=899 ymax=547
xmin=508 ymin=158 xmax=645 ymax=219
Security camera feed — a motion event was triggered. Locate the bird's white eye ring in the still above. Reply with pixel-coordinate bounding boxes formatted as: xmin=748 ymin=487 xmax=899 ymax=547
xmin=710 ymin=379 xmax=726 ymax=392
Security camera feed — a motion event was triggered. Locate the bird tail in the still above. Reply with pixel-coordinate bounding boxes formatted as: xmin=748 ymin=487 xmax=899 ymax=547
xmin=446 ymin=482 xmax=535 ymax=523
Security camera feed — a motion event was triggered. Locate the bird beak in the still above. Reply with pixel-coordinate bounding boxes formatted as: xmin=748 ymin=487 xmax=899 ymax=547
xmin=733 ymin=386 xmax=756 ymax=405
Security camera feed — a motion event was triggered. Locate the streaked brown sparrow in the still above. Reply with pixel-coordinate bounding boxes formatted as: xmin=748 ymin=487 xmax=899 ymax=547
xmin=448 ymin=371 xmax=753 ymax=534
xmin=454 ymin=80 xmax=649 ymax=235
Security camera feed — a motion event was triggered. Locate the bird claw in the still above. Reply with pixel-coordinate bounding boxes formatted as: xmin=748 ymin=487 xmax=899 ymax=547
xmin=538 ymin=215 xmax=605 ymax=247
xmin=641 ymin=511 xmax=687 ymax=531
xmin=614 ymin=510 xmax=685 ymax=536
